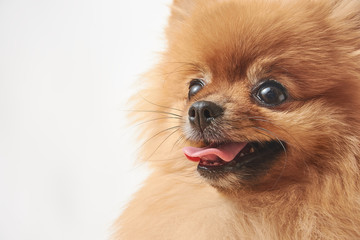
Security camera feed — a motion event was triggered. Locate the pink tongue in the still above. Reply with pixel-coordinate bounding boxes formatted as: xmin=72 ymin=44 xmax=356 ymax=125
xmin=183 ymin=142 xmax=247 ymax=162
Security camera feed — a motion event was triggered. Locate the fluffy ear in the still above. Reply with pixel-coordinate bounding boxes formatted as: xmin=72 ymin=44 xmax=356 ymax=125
xmin=331 ymin=0 xmax=360 ymax=23
xmin=330 ymin=0 xmax=360 ymax=52
xmin=168 ymin=0 xmax=196 ymax=27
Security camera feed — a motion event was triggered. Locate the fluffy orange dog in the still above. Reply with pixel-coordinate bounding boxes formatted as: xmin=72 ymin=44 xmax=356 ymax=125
xmin=114 ymin=0 xmax=360 ymax=239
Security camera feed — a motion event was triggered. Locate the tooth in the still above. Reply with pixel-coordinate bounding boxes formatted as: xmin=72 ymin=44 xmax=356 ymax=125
xmin=240 ymin=153 xmax=245 ymax=157
xmin=250 ymin=147 xmax=254 ymax=153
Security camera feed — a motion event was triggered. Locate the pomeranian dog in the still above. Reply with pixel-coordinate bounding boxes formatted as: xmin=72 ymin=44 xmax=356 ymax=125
xmin=114 ymin=0 xmax=360 ymax=239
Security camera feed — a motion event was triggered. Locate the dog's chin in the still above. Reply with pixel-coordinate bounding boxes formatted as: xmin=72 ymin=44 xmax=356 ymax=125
xmin=184 ymin=139 xmax=286 ymax=191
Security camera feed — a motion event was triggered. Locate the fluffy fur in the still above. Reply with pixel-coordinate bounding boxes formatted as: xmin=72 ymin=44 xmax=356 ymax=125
xmin=114 ymin=0 xmax=360 ymax=239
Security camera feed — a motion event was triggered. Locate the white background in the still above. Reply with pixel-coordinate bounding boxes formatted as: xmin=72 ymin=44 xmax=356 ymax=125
xmin=0 ymin=0 xmax=171 ymax=239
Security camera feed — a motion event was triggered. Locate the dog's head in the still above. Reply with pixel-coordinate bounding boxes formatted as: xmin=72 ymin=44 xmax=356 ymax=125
xmin=134 ymin=0 xmax=360 ymax=193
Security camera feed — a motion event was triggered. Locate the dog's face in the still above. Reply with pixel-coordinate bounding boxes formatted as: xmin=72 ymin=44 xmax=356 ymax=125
xmin=137 ymin=0 xmax=360 ymax=193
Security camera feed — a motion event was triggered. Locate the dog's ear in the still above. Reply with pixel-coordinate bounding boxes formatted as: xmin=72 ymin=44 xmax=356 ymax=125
xmin=330 ymin=0 xmax=360 ymax=52
xmin=331 ymin=0 xmax=360 ymax=23
xmin=166 ymin=0 xmax=198 ymax=40
xmin=169 ymin=0 xmax=195 ymax=25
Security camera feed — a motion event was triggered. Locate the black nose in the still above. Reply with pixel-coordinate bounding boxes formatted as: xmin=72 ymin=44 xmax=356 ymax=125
xmin=188 ymin=101 xmax=224 ymax=130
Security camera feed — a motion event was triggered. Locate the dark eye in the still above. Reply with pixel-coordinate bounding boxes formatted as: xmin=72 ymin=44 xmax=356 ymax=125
xmin=254 ymin=80 xmax=287 ymax=106
xmin=188 ymin=79 xmax=205 ymax=99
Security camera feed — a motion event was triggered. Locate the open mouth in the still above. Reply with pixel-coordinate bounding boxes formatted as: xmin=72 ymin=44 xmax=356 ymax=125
xmin=183 ymin=141 xmax=285 ymax=174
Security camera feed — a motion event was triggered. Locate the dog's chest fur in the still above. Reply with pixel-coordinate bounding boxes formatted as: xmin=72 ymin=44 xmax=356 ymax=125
xmin=115 ymin=172 xmax=360 ymax=240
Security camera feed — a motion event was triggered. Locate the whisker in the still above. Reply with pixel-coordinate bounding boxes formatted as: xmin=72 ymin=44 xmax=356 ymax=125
xmin=147 ymin=128 xmax=180 ymax=160
xmin=136 ymin=126 xmax=181 ymax=154
xmin=139 ymin=95 xmax=182 ymax=112
xmin=123 ymin=109 xmax=182 ymax=118
xmin=172 ymin=135 xmax=186 ymax=151
xmin=134 ymin=117 xmax=184 ymax=127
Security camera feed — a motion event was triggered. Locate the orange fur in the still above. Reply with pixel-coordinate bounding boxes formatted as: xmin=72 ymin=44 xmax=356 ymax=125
xmin=113 ymin=0 xmax=360 ymax=239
